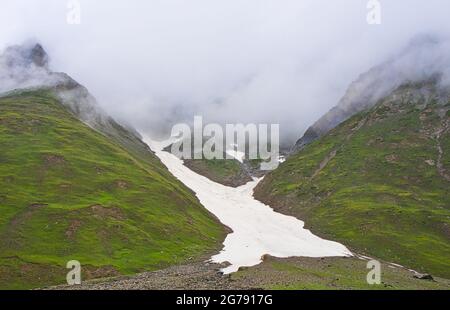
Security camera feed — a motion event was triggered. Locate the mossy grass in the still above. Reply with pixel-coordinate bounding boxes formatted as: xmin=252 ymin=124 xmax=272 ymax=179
xmin=256 ymin=88 xmax=450 ymax=279
xmin=0 ymin=90 xmax=226 ymax=289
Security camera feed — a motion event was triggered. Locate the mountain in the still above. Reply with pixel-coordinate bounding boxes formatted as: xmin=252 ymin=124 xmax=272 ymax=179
xmin=0 ymin=44 xmax=226 ymax=289
xmin=255 ymin=78 xmax=450 ymax=278
xmin=293 ymin=35 xmax=450 ymax=152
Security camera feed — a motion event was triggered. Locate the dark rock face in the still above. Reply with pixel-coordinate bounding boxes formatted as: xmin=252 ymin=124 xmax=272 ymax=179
xmin=292 ymin=126 xmax=319 ymax=152
xmin=30 ymin=44 xmax=49 ymax=68
xmin=2 ymin=43 xmax=49 ymax=69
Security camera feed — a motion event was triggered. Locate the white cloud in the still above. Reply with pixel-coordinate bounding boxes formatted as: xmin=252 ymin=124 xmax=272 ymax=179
xmin=1 ymin=0 xmax=450 ymax=144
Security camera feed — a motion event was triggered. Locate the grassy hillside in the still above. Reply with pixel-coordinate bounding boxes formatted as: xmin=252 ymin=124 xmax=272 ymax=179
xmin=0 ymin=90 xmax=226 ymax=289
xmin=184 ymin=158 xmax=252 ymax=187
xmin=255 ymin=82 xmax=450 ymax=278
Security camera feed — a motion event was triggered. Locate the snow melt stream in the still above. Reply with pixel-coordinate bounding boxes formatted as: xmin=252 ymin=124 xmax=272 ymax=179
xmin=144 ymin=137 xmax=352 ymax=274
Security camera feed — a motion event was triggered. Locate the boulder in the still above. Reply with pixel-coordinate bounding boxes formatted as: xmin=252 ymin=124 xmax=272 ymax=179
xmin=413 ymin=272 xmax=434 ymax=281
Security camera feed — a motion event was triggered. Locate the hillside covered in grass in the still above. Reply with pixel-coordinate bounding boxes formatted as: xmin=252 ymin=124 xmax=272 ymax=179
xmin=184 ymin=158 xmax=252 ymax=187
xmin=255 ymin=80 xmax=450 ymax=278
xmin=0 ymin=90 xmax=226 ymax=289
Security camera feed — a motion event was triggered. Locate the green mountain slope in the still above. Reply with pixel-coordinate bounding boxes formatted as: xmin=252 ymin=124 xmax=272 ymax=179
xmin=255 ymin=80 xmax=450 ymax=278
xmin=184 ymin=158 xmax=251 ymax=187
xmin=0 ymin=90 xmax=226 ymax=289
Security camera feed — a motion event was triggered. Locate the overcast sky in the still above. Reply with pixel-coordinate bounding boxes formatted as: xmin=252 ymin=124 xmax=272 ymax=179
xmin=1 ymin=0 xmax=450 ymax=143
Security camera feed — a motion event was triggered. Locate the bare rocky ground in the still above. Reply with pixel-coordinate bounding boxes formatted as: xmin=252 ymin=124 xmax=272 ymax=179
xmin=47 ymin=261 xmax=254 ymax=290
xmin=47 ymin=256 xmax=450 ymax=290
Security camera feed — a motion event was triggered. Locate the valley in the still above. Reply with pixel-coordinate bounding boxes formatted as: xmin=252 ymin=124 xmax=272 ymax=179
xmin=144 ymin=137 xmax=352 ymax=274
xmin=0 ymin=41 xmax=449 ymax=291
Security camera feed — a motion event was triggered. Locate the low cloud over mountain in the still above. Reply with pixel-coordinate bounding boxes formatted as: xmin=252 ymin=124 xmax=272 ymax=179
xmin=1 ymin=1 xmax=450 ymax=145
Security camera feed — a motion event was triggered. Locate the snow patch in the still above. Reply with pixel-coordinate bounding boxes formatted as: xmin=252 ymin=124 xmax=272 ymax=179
xmin=225 ymin=149 xmax=245 ymax=163
xmin=144 ymin=136 xmax=352 ymax=274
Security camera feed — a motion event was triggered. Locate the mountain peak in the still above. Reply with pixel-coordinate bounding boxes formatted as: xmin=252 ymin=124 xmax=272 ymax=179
xmin=292 ymin=34 xmax=450 ymax=153
xmin=29 ymin=43 xmax=49 ymax=68
xmin=2 ymin=42 xmax=49 ymax=69
xmin=0 ymin=42 xmax=109 ymax=129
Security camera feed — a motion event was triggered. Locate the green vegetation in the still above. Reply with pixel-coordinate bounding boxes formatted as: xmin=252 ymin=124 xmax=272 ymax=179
xmin=184 ymin=158 xmax=251 ymax=187
xmin=0 ymin=90 xmax=226 ymax=289
xmin=255 ymin=84 xmax=450 ymax=278
xmin=232 ymin=256 xmax=450 ymax=290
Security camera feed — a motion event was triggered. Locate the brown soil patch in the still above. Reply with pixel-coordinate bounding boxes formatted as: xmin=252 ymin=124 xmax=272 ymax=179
xmin=94 ymin=166 xmax=105 ymax=174
xmin=115 ymin=180 xmax=129 ymax=189
xmin=83 ymin=265 xmax=121 ymax=280
xmin=65 ymin=220 xmax=82 ymax=239
xmin=43 ymin=154 xmax=66 ymax=165
xmin=90 ymin=205 xmax=125 ymax=220
xmin=385 ymin=154 xmax=399 ymax=164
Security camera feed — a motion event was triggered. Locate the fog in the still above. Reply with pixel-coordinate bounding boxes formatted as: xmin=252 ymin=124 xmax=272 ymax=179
xmin=1 ymin=0 xmax=450 ymax=144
